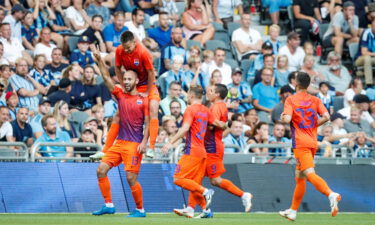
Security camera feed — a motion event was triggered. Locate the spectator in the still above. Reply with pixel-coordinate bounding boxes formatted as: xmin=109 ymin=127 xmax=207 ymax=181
xmin=355 ymin=19 xmax=375 ymax=87
xmin=271 ymin=85 xmax=294 ymax=123
xmin=223 ymin=120 xmax=247 ymax=153
xmin=81 ymin=65 xmax=102 ymax=109
xmin=147 ymin=12 xmax=173 ymax=49
xmin=279 ymin=32 xmax=305 ymax=71
xmin=269 ymin=122 xmax=291 ymax=156
xmin=47 ymin=78 xmax=71 ymax=106
xmin=0 ymin=9 xmax=6 ymax=22
xmin=70 ymin=36 xmax=100 ymax=74
xmin=160 ymin=27 xmax=186 ymax=75
xmin=75 ymin=128 xmax=96 ymax=157
xmin=62 ymin=64 xmax=87 ymax=110
xmin=339 ymin=94 xmax=375 ymax=128
xmin=103 ymin=11 xmax=128 ymax=53
xmin=10 ymin=107 xmax=33 ymax=146
xmin=201 ymin=49 xmax=214 ymax=76
xmin=34 ymin=27 xmax=57 ymax=63
xmin=317 ymin=81 xmax=335 ymax=114
xmin=91 ymin=104 xmax=107 ymax=138
xmin=125 ymin=8 xmax=146 ymax=41
xmin=247 ymin=42 xmax=274 ymax=79
xmin=232 ymin=13 xmax=262 ymax=61
xmin=286 ymin=71 xmax=297 ymax=92
xmin=65 ymin=0 xmax=91 ymax=35
xmin=227 ymin=68 xmax=253 ymax=114
xmin=0 ymin=23 xmax=32 ymax=65
xmin=86 ymin=0 xmax=111 ymax=27
xmin=347 ymin=0 xmax=368 ymax=30
xmin=344 ymin=78 xmax=366 ymax=108
xmin=330 ymin=112 xmax=352 ymax=145
xmin=5 ymin=92 xmax=18 ymax=120
xmin=353 ymin=132 xmax=374 ymax=158
xmin=0 ymin=64 xmax=11 ymax=81
xmin=83 ymin=116 xmax=103 ymax=145
xmin=45 ymin=48 xmax=68 ymax=84
xmin=170 ymin=99 xmax=183 ymax=128
xmin=82 ymin=15 xmax=107 ymax=55
xmin=264 ymin=24 xmax=282 ymax=55
xmin=34 ymin=114 xmax=73 ymax=158
xmin=0 ymin=106 xmax=12 ymax=141
xmin=53 ymin=100 xmax=79 ymax=142
xmin=323 ymin=1 xmax=359 ymax=55
xmin=21 ymin=11 xmax=38 ymax=51
xmin=320 ymin=0 xmax=342 ymax=23
xmin=0 ymin=82 xmax=5 ymax=105
xmin=156 ymin=128 xmax=168 ymax=144
xmin=262 ymin=0 xmax=292 ymax=25
xmin=293 ymin=0 xmax=322 ymax=44
xmin=210 ymin=69 xmax=223 ymax=85
xmin=29 ymin=54 xmax=56 ymax=95
xmin=182 ymin=0 xmax=215 ymax=45
xmin=134 ymin=0 xmax=158 ymax=19
xmin=248 ymin=121 xmax=269 ymax=156
xmin=159 ymin=55 xmax=186 ymax=97
xmin=274 ymin=55 xmax=290 ymax=87
xmin=208 ymin=48 xmax=232 ymax=85
xmin=3 ymin=4 xmax=26 ymax=41
xmin=162 ymin=115 xmax=180 ymax=147
xmin=0 ymin=42 xmax=9 ymax=65
xmin=159 ymin=0 xmax=179 ymax=25
xmin=185 ymin=55 xmax=209 ymax=91
xmin=49 ymin=0 xmax=72 ymax=36
xmin=9 ymin=58 xmax=39 ymax=111
xmin=343 ymin=106 xmax=373 ymax=137
xmin=301 ymin=54 xmax=326 ymax=94
xmin=160 ymin=81 xmax=187 ymax=116
xmin=212 ymin=0 xmax=243 ymax=28
xmin=322 ymin=51 xmax=351 ymax=95
xmin=30 ymin=96 xmax=51 ymax=138
xmin=188 ymin=45 xmax=201 ymax=58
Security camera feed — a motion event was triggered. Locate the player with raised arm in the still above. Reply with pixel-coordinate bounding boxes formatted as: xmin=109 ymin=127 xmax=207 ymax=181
xmin=92 ymin=53 xmax=150 ymax=218
xmin=174 ymin=84 xmax=253 ymax=218
xmin=161 ymin=85 xmax=215 ymax=216
xmin=279 ymin=72 xmax=341 ymax=221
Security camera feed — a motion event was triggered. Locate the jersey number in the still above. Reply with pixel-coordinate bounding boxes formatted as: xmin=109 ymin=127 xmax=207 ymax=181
xmin=296 ymin=108 xmax=316 ymax=129
xmin=196 ymin=118 xmax=207 ymax=140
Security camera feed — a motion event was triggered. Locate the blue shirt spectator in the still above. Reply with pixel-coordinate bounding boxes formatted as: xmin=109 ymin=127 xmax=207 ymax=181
xmin=268 ymin=122 xmax=291 ymax=156
xmin=252 ymin=68 xmax=280 ymax=111
xmin=134 ymin=0 xmax=156 ymax=16
xmin=10 ymin=107 xmax=33 ymax=146
xmin=223 ymin=120 xmax=247 ymax=153
xmin=264 ymin=39 xmax=282 ymax=55
xmin=29 ymin=96 xmax=51 ymax=138
xmin=184 ymin=70 xmax=209 ymax=91
xmin=103 ymin=20 xmax=128 ymax=48
xmin=21 ymin=25 xmax=38 ymax=45
xmin=158 ymin=69 xmax=186 ymax=98
xmin=86 ymin=1 xmax=111 ymax=27
xmin=227 ymin=69 xmax=253 ymax=113
xmin=29 ymin=68 xmax=55 ymax=88
xmin=70 ymin=49 xmax=95 ymax=68
xmin=147 ymin=12 xmax=173 ymax=48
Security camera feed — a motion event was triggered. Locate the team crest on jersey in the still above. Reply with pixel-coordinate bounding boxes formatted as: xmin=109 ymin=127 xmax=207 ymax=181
xmin=136 ymin=99 xmax=143 ymax=104
xmin=134 ymin=59 xmax=139 ymax=66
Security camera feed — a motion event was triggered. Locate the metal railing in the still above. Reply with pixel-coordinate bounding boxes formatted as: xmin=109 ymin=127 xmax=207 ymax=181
xmin=0 ymin=142 xmax=29 ymax=162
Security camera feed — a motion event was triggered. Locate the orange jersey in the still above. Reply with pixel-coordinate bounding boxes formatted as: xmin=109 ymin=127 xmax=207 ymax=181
xmin=204 ymin=102 xmax=228 ymax=157
xmin=283 ymin=91 xmax=328 ymax=149
xmin=183 ymin=104 xmax=211 ymax=158
xmin=115 ymin=42 xmax=154 ymax=86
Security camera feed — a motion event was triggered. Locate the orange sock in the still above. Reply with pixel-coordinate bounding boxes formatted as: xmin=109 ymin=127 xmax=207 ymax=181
xmin=149 ymin=118 xmax=159 ymax=149
xmin=188 ymin=192 xmax=205 ymax=209
xmin=219 ymin=179 xmax=244 ymax=197
xmin=98 ymin=177 xmax=112 ymax=203
xmin=130 ymin=182 xmax=143 ymax=209
xmin=103 ymin=123 xmax=119 ymax=153
xmin=174 ymin=179 xmax=205 ymax=194
xmin=307 ymin=173 xmax=332 ymax=196
xmin=290 ymin=177 xmax=306 ymax=210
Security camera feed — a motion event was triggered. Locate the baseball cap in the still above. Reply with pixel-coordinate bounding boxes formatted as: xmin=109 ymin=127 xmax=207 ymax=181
xmin=353 ymin=94 xmax=370 ymax=104
xmin=343 ymin=1 xmax=355 ymax=9
xmin=38 ymin=96 xmax=51 ymax=105
xmin=59 ymin=78 xmax=71 ymax=89
xmin=287 ymin=32 xmax=300 ymax=41
xmin=82 ymin=127 xmax=94 ymax=134
xmin=5 ymin=91 xmax=16 ymax=101
xmin=330 ymin=113 xmax=346 ymax=122
xmin=11 ymin=4 xmax=26 ymax=14
xmin=262 ymin=41 xmax=273 ymax=50
xmin=78 ymin=36 xmax=90 ymax=43
xmin=85 ymin=116 xmax=99 ymax=124
xmin=232 ymin=67 xmax=242 ymax=75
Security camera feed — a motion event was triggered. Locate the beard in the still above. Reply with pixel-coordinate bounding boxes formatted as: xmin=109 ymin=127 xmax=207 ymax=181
xmin=124 ymin=83 xmax=136 ymax=92
xmin=46 ymin=128 xmax=56 ymax=135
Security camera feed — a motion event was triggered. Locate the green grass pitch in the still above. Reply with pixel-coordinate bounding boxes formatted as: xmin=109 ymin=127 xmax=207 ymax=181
xmin=1 ymin=213 xmax=374 ymax=225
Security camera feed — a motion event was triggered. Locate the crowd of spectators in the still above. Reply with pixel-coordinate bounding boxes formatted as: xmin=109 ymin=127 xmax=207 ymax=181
xmin=0 ymin=0 xmax=374 ymax=160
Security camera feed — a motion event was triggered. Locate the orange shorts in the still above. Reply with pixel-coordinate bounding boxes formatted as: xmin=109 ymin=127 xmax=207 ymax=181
xmin=101 ymin=140 xmax=143 ymax=173
xmin=205 ymin=155 xmax=226 ymax=178
xmin=294 ymin=148 xmax=317 ymax=171
xmin=174 ymin=155 xmax=206 ymax=180
xmin=137 ymin=84 xmax=160 ymax=101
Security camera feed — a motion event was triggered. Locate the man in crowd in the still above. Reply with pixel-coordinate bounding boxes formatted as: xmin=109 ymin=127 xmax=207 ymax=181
xmin=0 ymin=106 xmax=12 ymax=142
xmin=170 ymin=99 xmax=183 ymax=128
xmin=339 ymin=94 xmax=375 ymax=129
xmin=47 ymin=78 xmax=72 ymax=106
xmin=279 ymin=32 xmax=305 ymax=71
xmin=269 ymin=122 xmax=291 ymax=156
xmin=3 ymin=4 xmax=25 ymax=41
xmin=323 ymin=51 xmax=352 ymax=95
xmin=160 ymin=27 xmax=186 ymax=75
xmin=30 ymin=96 xmax=52 ymax=139
xmin=227 ymin=68 xmax=253 ymax=114
xmin=10 ymin=107 xmax=33 ymax=146
xmin=343 ymin=106 xmax=373 ymax=137
xmin=208 ymin=48 xmax=232 ymax=85
xmin=125 ymin=8 xmax=146 ymax=41
xmin=45 ymin=48 xmax=68 ymax=84
xmin=147 ymin=12 xmax=173 ymax=49
xmin=223 ymin=120 xmax=247 ymax=153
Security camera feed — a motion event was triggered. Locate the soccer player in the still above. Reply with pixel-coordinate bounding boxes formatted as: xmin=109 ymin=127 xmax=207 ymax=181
xmin=279 ymin=72 xmax=341 ymax=221
xmin=174 ymin=84 xmax=253 ymax=218
xmin=161 ymin=85 xmax=215 ymax=216
xmin=92 ymin=53 xmax=150 ymax=217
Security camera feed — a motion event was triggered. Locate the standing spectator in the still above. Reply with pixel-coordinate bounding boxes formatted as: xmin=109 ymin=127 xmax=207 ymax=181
xmin=5 ymin=92 xmax=19 ymax=120
xmin=293 ymin=0 xmax=322 ymax=44
xmin=227 ymin=68 xmax=253 ymax=114
xmin=147 ymin=12 xmax=173 ymax=49
xmin=322 ymin=51 xmax=351 ymax=95
xmin=65 ymin=0 xmax=91 ymax=35
xmin=160 ymin=81 xmax=187 ymax=115
xmin=170 ymin=99 xmax=183 ymax=128
xmin=34 ymin=27 xmax=57 ymax=63
xmin=269 ymin=122 xmax=291 ymax=156
xmin=344 ymin=106 xmax=373 ymax=136
xmin=30 ymin=96 xmax=51 ymax=138
xmin=53 ymin=100 xmax=79 ymax=142
xmin=3 ymin=4 xmax=26 ymax=41
xmin=9 ymin=58 xmax=39 ymax=111
xmin=47 ymin=78 xmax=71 ymax=106
xmin=355 ymin=19 xmax=375 ymax=87
xmin=232 ymin=13 xmax=262 ymax=61
xmin=86 ymin=0 xmax=111 ymax=27
xmin=344 ymin=78 xmax=366 ymax=108
xmin=262 ymin=0 xmax=292 ymax=25
xmin=29 ymin=54 xmax=56 ymax=95
xmin=182 ymin=0 xmax=215 ymax=45
xmin=45 ymin=48 xmax=68 ymax=85
xmin=323 ymin=1 xmax=359 ymax=55
xmin=212 ymin=0 xmax=243 ymax=29
xmin=10 ymin=107 xmax=33 ymax=146
xmin=81 ymin=65 xmax=102 ymax=109
xmin=248 ymin=121 xmax=269 ymax=156
xmin=185 ymin=55 xmax=209 ymax=91
xmin=278 ymin=32 xmax=305 ymax=71
xmin=21 ymin=11 xmax=38 ymax=52
xmin=82 ymin=15 xmax=107 ymax=55
xmin=0 ymin=106 xmax=12 ymax=142
xmin=271 ymin=85 xmax=294 ymax=123
xmin=125 ymin=8 xmax=146 ymax=41
xmin=103 ymin=12 xmax=128 ymax=54
xmin=208 ymin=48 xmax=232 ymax=85
xmin=317 ymin=81 xmax=335 ymax=114
xmin=223 ymin=120 xmax=247 ymax=153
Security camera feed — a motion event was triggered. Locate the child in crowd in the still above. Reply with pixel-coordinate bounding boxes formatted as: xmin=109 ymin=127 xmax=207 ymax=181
xmin=75 ymin=128 xmax=97 ymax=158
xmin=70 ymin=36 xmax=100 ymax=74
xmin=247 ymin=42 xmax=273 ymax=78
xmin=201 ymin=49 xmax=214 ymax=76
xmin=317 ymin=81 xmax=334 ymax=114
xmin=352 ymin=132 xmax=374 ymax=158
xmin=226 ymin=87 xmax=240 ymax=114
xmin=265 ymin=24 xmax=282 ymax=55
xmin=303 ymin=41 xmax=315 ymax=56
xmin=275 ymin=55 xmax=289 ymax=87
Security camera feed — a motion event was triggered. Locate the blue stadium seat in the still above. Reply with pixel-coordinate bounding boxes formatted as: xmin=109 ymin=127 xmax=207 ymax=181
xmin=212 ymin=22 xmax=225 ymax=32
xmin=225 ymin=58 xmax=239 ymax=69
xmin=228 ymin=22 xmax=241 ymax=37
xmin=205 ymin=40 xmax=229 ymax=51
xmin=333 ymin=96 xmax=344 ymax=112
xmin=68 ymin=36 xmax=79 ymax=53
xmin=214 ymin=31 xmax=230 ymax=44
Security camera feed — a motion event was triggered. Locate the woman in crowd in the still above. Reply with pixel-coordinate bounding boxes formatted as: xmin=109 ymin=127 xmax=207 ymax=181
xmin=301 ymin=55 xmax=326 ymax=95
xmin=248 ymin=121 xmax=269 ymax=156
xmin=344 ymin=78 xmax=366 ymax=108
xmin=62 ymin=64 xmax=86 ymax=111
xmin=29 ymin=54 xmax=56 ymax=95
xmin=53 ymin=100 xmax=79 ymax=142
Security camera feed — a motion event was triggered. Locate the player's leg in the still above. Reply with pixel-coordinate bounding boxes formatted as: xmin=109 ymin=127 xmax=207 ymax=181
xmin=149 ymin=98 xmax=159 ymax=150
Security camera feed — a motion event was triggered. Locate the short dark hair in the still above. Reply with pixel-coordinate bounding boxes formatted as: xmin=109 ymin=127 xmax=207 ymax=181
xmin=169 ymin=81 xmax=181 ymax=89
xmin=121 ymin=31 xmax=135 ymax=43
xmin=288 ymin=71 xmax=297 ymax=83
xmin=132 ymin=8 xmax=144 ymax=16
xmin=231 ymin=113 xmax=242 ymax=122
xmin=296 ymin=72 xmax=311 ymax=89
xmin=214 ymin=48 xmax=226 ymax=55
xmin=189 ymin=85 xmax=204 ymax=99
xmin=92 ymin=14 xmax=103 ymax=22
xmin=244 ymin=108 xmax=256 ymax=117
xmin=214 ymin=84 xmax=228 ymax=100
xmin=0 ymin=23 xmax=10 ymax=29
xmin=0 ymin=105 xmax=9 ymax=112
xmin=159 ymin=11 xmax=169 ymax=16
xmin=41 ymin=114 xmax=55 ymax=128
xmin=263 ymin=54 xmax=274 ymax=62
xmin=319 ymin=81 xmax=330 ymax=89
xmin=0 ymin=64 xmax=10 ymax=71
xmin=169 ymin=99 xmax=181 ymax=108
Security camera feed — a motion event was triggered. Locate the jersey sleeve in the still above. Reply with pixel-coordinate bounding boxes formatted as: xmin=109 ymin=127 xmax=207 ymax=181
xmin=115 ymin=46 xmax=122 ymax=67
xmin=183 ymin=106 xmax=194 ymax=126
xmin=283 ymin=97 xmax=293 ymax=116
xmin=317 ymin=98 xmax=328 ymax=116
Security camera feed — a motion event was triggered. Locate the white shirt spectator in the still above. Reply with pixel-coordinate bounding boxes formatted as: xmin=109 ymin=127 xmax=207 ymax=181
xmin=0 ymin=57 xmax=9 ymax=65
xmin=343 ymin=88 xmax=366 ymax=108
xmin=0 ymin=121 xmax=12 ymax=141
xmin=3 ymin=15 xmax=22 ymax=41
xmin=65 ymin=6 xmax=86 ymax=34
xmin=338 ymin=107 xmax=375 ymax=124
xmin=278 ymin=45 xmax=305 ymax=71
xmin=0 ymin=37 xmax=24 ymax=64
xmin=34 ymin=42 xmax=57 ymax=62
xmin=201 ymin=61 xmax=213 ymax=77
xmin=124 ymin=21 xmax=146 ymax=41
xmin=232 ymin=27 xmax=262 ymax=60
xmin=208 ymin=62 xmax=232 ymax=85
xmin=217 ymin=0 xmax=242 ymax=19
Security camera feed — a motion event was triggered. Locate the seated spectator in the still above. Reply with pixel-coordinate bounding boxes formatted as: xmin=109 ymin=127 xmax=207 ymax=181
xmin=322 ymin=1 xmax=359 ymax=55
xmin=247 ymin=42 xmax=273 ymax=79
xmin=0 ymin=64 xmax=11 ymax=81
xmin=134 ymin=0 xmax=158 ymax=20
xmin=83 ymin=116 xmax=103 ymax=145
xmin=293 ymin=0 xmax=322 ymax=44
xmin=271 ymin=85 xmax=294 ymax=123
xmin=208 ymin=48 xmax=232 ymax=85
xmin=212 ymin=0 xmax=243 ymax=28
xmin=0 ymin=106 xmax=12 ymax=141
xmin=49 ymin=0 xmax=72 ymax=36
xmin=262 ymin=0 xmax=292 ymax=25
xmin=269 ymin=122 xmax=291 ymax=156
xmin=232 ymin=13 xmax=262 ymax=61
xmin=0 ymin=82 xmax=5 ymax=106
xmin=182 ymin=0 xmax=215 ymax=45
xmin=160 ymin=81 xmax=187 ymax=116
xmin=65 ymin=0 xmax=91 ymax=35
xmin=201 ymin=49 xmax=214 ymax=76
xmin=9 ymin=58 xmax=39 ymax=111
xmin=70 ymin=36 xmax=100 ymax=74
xmin=322 ymin=51 xmax=351 ymax=95
xmin=339 ymin=94 xmax=375 ymax=128
xmin=170 ymin=99 xmax=183 ymax=128
xmin=45 ymin=48 xmax=68 ymax=85
xmin=81 ymin=66 xmax=102 ymax=109
xmin=158 ymin=55 xmax=186 ymax=97
xmin=147 ymin=12 xmax=173 ymax=49
xmin=34 ymin=27 xmax=57 ymax=63
xmin=53 ymin=100 xmax=79 ymax=142
xmin=227 ymin=68 xmax=253 ymax=114
xmin=355 ymin=19 xmax=375 ymax=88
xmin=5 ymin=92 xmax=18 ymax=120
xmin=352 ymin=132 xmax=374 ymax=158
xmin=162 ymin=115 xmax=180 ymax=147
xmin=47 ymin=78 xmax=71 ymax=106
xmin=30 ymin=96 xmax=51 ymax=138
xmin=160 ymin=27 xmax=187 ymax=75
xmin=317 ymin=81 xmax=335 ymax=114
xmin=34 ymin=114 xmax=73 ymax=158
xmin=274 ymin=55 xmax=290 ymax=87
xmin=75 ymin=128 xmax=96 ymax=157
xmin=248 ymin=121 xmax=269 ymax=156
xmin=348 ymin=0 xmax=368 ymax=30
xmin=244 ymin=108 xmax=259 ymax=136
xmin=303 ymin=41 xmax=315 ymax=55
xmin=156 ymin=128 xmax=168 ymax=145
xmin=86 ymin=0 xmax=111 ymax=27
xmin=10 ymin=107 xmax=33 ymax=146
xmin=344 ymin=78 xmax=366 ymax=108
xmin=104 ymin=11 xmax=128 ymax=54
xmin=21 ymin=11 xmax=38 ymax=51
xmin=223 ymin=120 xmax=247 ymax=153
xmin=343 ymin=106 xmax=373 ymax=137
xmin=185 ymin=55 xmax=209 ymax=91
xmin=264 ymin=24 xmax=282 ymax=55
xmin=279 ymin=32 xmax=305 ymax=71
xmin=82 ymin=15 xmax=107 ymax=56
xmin=91 ymin=104 xmax=107 ymax=139
xmin=125 ymin=8 xmax=146 ymax=41
xmin=29 ymin=54 xmax=56 ymax=95
xmin=209 ymin=69 xmax=223 ymax=85
xmin=188 ymin=45 xmax=201 ymax=58
xmin=159 ymin=0 xmax=179 ymax=25
xmin=3 ymin=4 xmax=25 ymax=41
xmin=320 ymin=0 xmax=342 ymax=23
xmin=301 ymin=54 xmax=326 ymax=94
xmin=0 ymin=42 xmax=9 ymax=65
xmin=330 ymin=112 xmax=353 ymax=145
xmin=286 ymin=71 xmax=297 ymax=92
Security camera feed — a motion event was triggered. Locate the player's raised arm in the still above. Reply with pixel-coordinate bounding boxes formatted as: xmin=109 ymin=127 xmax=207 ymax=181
xmin=93 ymin=51 xmax=115 ymax=92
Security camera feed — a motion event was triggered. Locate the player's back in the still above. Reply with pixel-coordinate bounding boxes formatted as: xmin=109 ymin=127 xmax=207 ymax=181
xmin=184 ymin=103 xmax=210 ymax=158
xmin=284 ymin=91 xmax=327 ymax=149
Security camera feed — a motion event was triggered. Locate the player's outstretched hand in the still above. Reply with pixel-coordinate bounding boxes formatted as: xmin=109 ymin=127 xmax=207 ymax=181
xmin=92 ymin=46 xmax=101 ymax=62
xmin=161 ymin=142 xmax=172 ymax=155
xmin=137 ymin=141 xmax=147 ymax=154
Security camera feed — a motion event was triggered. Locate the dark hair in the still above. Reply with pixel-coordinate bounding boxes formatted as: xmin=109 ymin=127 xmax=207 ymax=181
xmin=214 ymin=48 xmax=226 ymax=55
xmin=120 ymin=31 xmax=135 ymax=43
xmin=159 ymin=11 xmax=169 ymax=16
xmin=0 ymin=105 xmax=9 ymax=112
xmin=132 ymin=8 xmax=144 ymax=17
xmin=244 ymin=108 xmax=257 ymax=116
xmin=214 ymin=84 xmax=228 ymax=99
xmin=169 ymin=99 xmax=181 ymax=108
xmin=263 ymin=54 xmax=274 ymax=62
xmin=41 ymin=114 xmax=55 ymax=128
xmin=0 ymin=23 xmax=10 ymax=29
xmin=228 ymin=119 xmax=242 ymax=128
xmin=296 ymin=72 xmax=311 ymax=89
xmin=92 ymin=14 xmax=103 ymax=22
xmin=189 ymin=85 xmax=204 ymax=99
xmin=250 ymin=121 xmax=268 ymax=137
xmin=169 ymin=81 xmax=181 ymax=88
xmin=288 ymin=71 xmax=297 ymax=83
xmin=319 ymin=81 xmax=330 ymax=89
xmin=0 ymin=64 xmax=10 ymax=71
xmin=16 ymin=107 xmax=28 ymax=114
xmin=52 ymin=47 xmax=63 ymax=53
xmin=231 ymin=113 xmax=242 ymax=122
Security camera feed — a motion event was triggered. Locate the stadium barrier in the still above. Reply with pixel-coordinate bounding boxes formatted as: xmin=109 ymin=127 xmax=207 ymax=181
xmin=0 ymin=142 xmax=29 ymax=162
